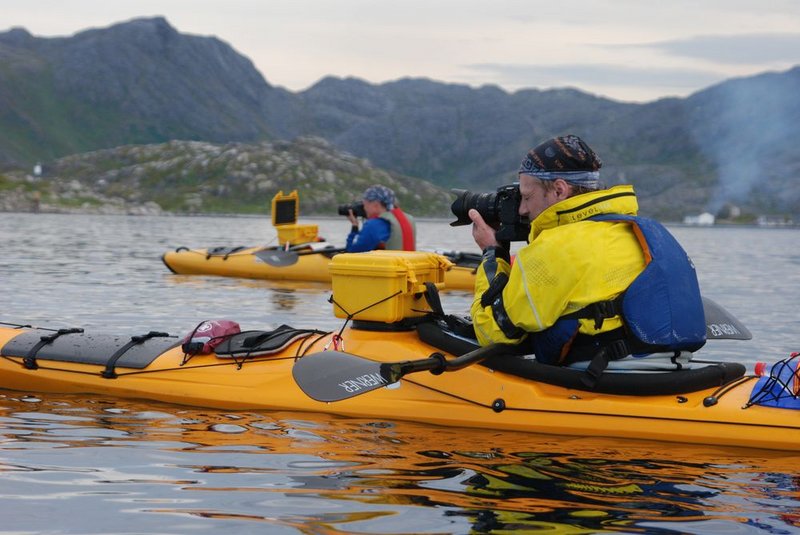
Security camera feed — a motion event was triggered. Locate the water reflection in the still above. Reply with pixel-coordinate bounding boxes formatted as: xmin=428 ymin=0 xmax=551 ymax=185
xmin=166 ymin=274 xmax=323 ymax=313
xmin=3 ymin=214 xmax=800 ymax=533
xmin=1 ymin=392 xmax=798 ymax=534
xmin=270 ymin=288 xmax=303 ymax=312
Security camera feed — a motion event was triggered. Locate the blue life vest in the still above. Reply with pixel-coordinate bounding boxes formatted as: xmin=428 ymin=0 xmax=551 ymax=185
xmin=528 ymin=214 xmax=707 ymax=365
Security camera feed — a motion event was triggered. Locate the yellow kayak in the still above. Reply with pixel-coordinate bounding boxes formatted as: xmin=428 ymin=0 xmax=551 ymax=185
xmin=162 ymin=244 xmax=478 ymax=291
xmin=163 ymin=191 xmax=480 ymax=289
xmin=1 ymin=314 xmax=798 ymax=451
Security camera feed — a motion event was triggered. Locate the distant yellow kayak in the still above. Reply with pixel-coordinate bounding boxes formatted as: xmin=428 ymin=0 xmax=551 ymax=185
xmin=164 ymin=190 xmax=480 ymax=290
xmin=162 ymin=243 xmax=478 ymax=291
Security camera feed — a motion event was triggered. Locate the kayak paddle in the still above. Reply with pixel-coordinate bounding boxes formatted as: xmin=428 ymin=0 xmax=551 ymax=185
xmin=702 ymin=297 xmax=751 ymax=340
xmin=292 ymin=343 xmax=508 ymax=402
xmin=254 ymin=246 xmax=346 ymax=267
xmin=254 ymin=248 xmax=300 ymax=267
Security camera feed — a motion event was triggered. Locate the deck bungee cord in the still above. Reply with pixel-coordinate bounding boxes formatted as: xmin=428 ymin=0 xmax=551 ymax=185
xmin=0 ymin=322 xmax=331 ymax=378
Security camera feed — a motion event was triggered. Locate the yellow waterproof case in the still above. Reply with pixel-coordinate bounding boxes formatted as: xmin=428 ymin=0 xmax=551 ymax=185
xmin=271 ymin=190 xmax=299 ymax=226
xmin=271 ymin=190 xmax=319 ymax=245
xmin=329 ymin=250 xmax=452 ymax=323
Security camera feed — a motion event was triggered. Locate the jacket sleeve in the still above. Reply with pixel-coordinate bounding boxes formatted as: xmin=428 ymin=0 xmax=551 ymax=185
xmin=470 ymin=246 xmax=527 ymax=346
xmin=346 ymin=218 xmax=391 ymax=252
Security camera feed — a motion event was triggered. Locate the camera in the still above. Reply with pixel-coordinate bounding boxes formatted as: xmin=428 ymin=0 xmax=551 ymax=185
xmin=450 ymin=184 xmax=531 ymax=243
xmin=337 ymin=201 xmax=367 ymax=218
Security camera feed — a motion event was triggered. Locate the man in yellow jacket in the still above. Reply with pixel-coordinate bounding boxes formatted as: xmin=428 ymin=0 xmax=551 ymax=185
xmin=469 ymin=134 xmax=705 ymax=370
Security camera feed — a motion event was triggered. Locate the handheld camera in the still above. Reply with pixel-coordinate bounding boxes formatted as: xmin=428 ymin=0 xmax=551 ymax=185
xmin=450 ymin=184 xmax=530 ymax=243
xmin=337 ymin=201 xmax=367 ymax=219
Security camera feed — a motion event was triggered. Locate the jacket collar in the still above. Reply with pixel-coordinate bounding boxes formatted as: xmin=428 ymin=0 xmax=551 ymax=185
xmin=529 ymin=185 xmax=639 ymax=240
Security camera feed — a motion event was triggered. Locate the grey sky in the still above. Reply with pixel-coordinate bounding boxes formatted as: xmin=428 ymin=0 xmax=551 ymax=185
xmin=3 ymin=0 xmax=799 ymax=103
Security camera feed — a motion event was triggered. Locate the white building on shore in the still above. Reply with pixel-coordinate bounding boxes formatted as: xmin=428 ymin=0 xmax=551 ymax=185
xmin=683 ymin=212 xmax=715 ymax=226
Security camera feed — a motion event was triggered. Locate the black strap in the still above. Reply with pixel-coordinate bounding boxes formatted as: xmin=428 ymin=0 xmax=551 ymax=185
xmin=562 ymin=295 xmax=624 ymax=330
xmin=477 ymin=248 xmax=521 ymax=337
xmin=479 ymin=245 xmax=509 ymax=284
xmin=423 ymin=281 xmax=445 ymax=317
xmin=491 ymin=292 xmax=526 ymax=340
xmin=102 ymin=331 xmax=170 ymax=378
xmin=580 ymin=339 xmax=631 ymax=389
xmin=480 ymin=272 xmax=508 ymax=308
xmin=418 ymin=284 xmax=478 ymax=337
xmin=23 ymin=328 xmax=84 ymax=370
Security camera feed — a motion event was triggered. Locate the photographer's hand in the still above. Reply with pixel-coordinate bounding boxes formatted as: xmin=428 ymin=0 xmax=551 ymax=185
xmin=469 ymin=209 xmax=499 ymax=250
xmin=347 ymin=209 xmax=358 ymax=227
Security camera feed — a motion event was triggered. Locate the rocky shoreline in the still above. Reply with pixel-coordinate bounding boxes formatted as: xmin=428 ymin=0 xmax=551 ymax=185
xmin=0 ymin=176 xmax=163 ymax=216
xmin=0 ymin=137 xmax=455 ymax=218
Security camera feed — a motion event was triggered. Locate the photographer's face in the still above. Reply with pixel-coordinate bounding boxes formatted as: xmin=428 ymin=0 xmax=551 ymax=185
xmin=518 ymin=175 xmax=560 ymax=220
xmin=363 ymin=199 xmax=384 ymax=218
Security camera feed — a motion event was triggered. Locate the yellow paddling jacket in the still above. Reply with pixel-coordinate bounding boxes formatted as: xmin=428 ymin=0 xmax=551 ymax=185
xmin=471 ymin=185 xmax=647 ymax=360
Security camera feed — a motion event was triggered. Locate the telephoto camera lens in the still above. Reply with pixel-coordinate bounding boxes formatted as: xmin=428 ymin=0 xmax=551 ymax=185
xmin=449 ymin=189 xmax=500 ymax=226
xmin=337 ymin=202 xmax=366 ymax=218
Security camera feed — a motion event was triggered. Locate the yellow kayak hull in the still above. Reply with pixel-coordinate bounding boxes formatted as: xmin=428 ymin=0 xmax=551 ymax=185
xmin=162 ymin=246 xmax=476 ymax=291
xmin=1 ymin=324 xmax=797 ymax=451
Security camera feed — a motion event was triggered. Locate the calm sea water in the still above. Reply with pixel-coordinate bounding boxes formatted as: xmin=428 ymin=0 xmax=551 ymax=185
xmin=1 ymin=212 xmax=799 ymax=534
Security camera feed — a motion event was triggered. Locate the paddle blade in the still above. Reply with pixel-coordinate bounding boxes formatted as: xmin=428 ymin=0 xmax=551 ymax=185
xmin=293 ymin=350 xmax=393 ymax=402
xmin=253 ymin=248 xmax=299 ymax=267
xmin=702 ymin=296 xmax=752 ymax=340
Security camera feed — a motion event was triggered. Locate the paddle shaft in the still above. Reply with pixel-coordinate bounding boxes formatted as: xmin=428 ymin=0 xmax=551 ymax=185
xmin=382 ymin=343 xmax=506 ymax=383
xmin=295 ymin=247 xmax=346 ymax=256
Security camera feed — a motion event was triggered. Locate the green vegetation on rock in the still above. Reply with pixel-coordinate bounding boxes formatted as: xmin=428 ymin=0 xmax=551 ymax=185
xmin=1 ymin=137 xmax=455 ymax=217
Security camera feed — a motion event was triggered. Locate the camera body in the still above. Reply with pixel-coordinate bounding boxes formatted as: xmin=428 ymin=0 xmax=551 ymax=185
xmin=337 ymin=201 xmax=367 ymax=219
xmin=450 ymin=184 xmax=531 ymax=243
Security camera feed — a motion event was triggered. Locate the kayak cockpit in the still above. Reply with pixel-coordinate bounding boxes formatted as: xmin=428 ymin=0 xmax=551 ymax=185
xmin=414 ymin=319 xmax=748 ymax=396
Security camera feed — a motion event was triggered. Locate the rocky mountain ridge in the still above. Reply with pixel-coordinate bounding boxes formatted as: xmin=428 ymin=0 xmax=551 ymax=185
xmin=1 ymin=17 xmax=798 ymax=220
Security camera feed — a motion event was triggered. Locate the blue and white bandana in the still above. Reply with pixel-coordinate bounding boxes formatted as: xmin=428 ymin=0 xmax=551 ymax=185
xmin=519 ymin=169 xmax=601 ymax=189
xmin=518 ymin=134 xmax=602 ymax=188
xmin=363 ymin=185 xmax=396 ymax=210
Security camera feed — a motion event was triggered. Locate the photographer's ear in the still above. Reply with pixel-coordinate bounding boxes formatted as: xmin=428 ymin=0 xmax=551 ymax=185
xmin=553 ymin=178 xmax=572 ymax=200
